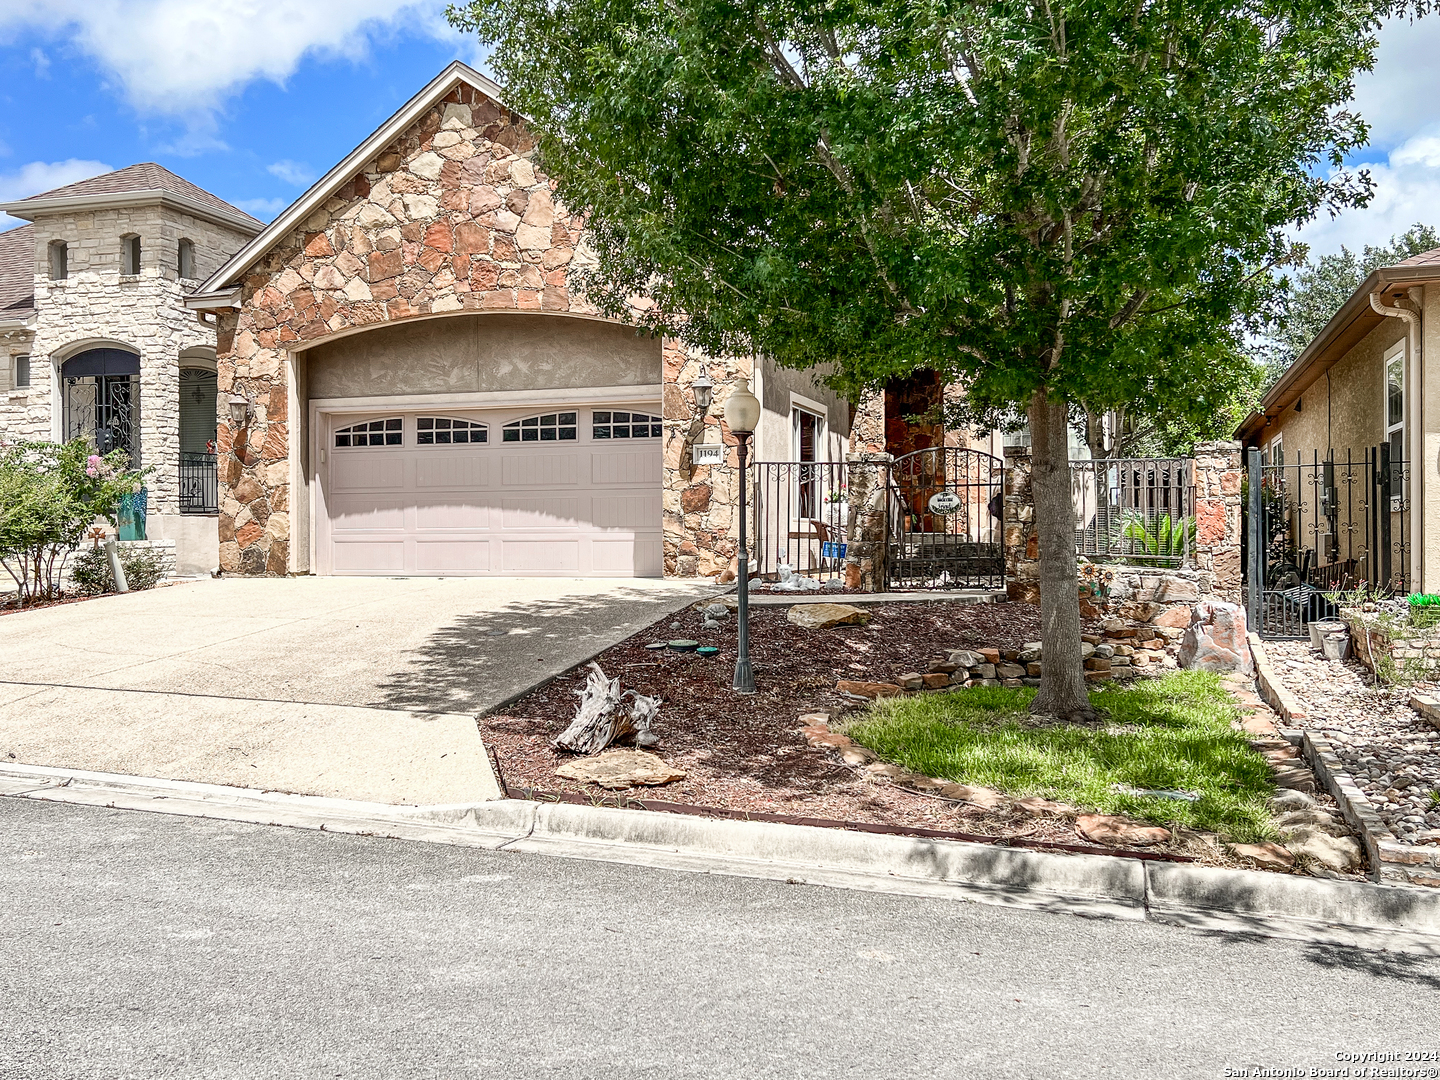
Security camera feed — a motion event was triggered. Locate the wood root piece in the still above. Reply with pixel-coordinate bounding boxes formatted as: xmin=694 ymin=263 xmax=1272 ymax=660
xmin=554 ymin=661 xmax=636 ymax=754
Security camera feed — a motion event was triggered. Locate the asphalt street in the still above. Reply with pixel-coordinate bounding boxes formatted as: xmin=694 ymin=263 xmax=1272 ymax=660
xmin=2 ymin=798 xmax=1436 ymax=1080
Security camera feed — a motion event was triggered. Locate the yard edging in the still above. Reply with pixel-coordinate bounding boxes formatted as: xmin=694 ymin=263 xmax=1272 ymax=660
xmin=4 ymin=761 xmax=1440 ymax=953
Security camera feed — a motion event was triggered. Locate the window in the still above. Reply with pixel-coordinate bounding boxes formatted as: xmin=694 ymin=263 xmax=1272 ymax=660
xmin=793 ymin=407 xmax=823 ymax=517
xmin=1386 ymin=343 xmax=1405 ymax=503
xmin=14 ymin=355 xmax=30 ymax=389
xmin=592 ymin=410 xmax=661 ymax=439
xmin=121 ymin=235 xmax=141 ymax=275
xmin=335 ymin=418 xmax=402 ymax=447
xmin=48 ymin=240 xmax=68 ymax=280
xmin=178 ymin=239 xmax=196 ymax=279
xmin=503 ymin=412 xmax=576 ymax=442
xmin=417 ymin=417 xmax=487 ymax=445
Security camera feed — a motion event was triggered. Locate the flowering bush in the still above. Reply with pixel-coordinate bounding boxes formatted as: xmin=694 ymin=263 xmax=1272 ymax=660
xmin=0 ymin=439 xmax=149 ymax=605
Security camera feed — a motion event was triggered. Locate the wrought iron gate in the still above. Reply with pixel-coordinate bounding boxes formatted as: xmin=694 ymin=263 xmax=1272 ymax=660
xmin=63 ymin=374 xmax=140 ymax=464
xmin=888 ymin=447 xmax=1005 ymax=589
xmin=1245 ymin=445 xmax=1410 ymax=638
xmin=752 ymin=461 xmax=850 ymax=584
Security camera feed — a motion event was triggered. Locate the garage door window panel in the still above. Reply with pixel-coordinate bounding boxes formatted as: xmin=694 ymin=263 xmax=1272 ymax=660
xmin=503 ymin=412 xmax=576 ymax=442
xmin=593 ymin=411 xmax=661 ymax=440
xmin=417 ymin=417 xmax=488 ymax=445
xmin=336 ymin=418 xmax=402 ymax=447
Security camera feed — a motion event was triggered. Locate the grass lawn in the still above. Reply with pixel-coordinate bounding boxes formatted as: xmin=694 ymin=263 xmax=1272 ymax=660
xmin=845 ymin=671 xmax=1275 ymax=842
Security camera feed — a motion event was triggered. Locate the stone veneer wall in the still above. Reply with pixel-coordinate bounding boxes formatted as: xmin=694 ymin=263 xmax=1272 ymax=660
xmin=215 ymin=82 xmax=742 ymax=577
xmin=0 ymin=203 xmax=251 ymax=518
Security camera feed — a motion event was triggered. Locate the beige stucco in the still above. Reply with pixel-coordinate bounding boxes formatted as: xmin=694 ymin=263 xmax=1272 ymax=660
xmin=755 ymin=359 xmax=851 ymax=463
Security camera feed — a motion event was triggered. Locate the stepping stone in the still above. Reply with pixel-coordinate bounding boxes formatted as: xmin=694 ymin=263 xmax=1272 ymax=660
xmin=1283 ymin=827 xmax=1364 ymax=871
xmin=556 ymin=750 xmax=687 ymax=790
xmin=1229 ymin=841 xmax=1295 ymax=869
xmin=939 ymin=783 xmax=1007 ymax=809
xmin=1269 ymin=789 xmax=1316 ymax=812
xmin=1015 ymin=796 xmax=1076 ymax=816
xmin=787 ymin=603 xmax=870 ymax=630
xmin=1076 ymin=813 xmax=1171 ymax=846
xmin=1272 ymin=765 xmax=1316 ymax=793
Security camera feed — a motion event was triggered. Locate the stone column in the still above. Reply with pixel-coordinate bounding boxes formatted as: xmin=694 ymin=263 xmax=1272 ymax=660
xmin=1191 ymin=440 xmax=1243 ymax=603
xmin=843 ymin=452 xmax=892 ymax=591
xmin=1003 ymin=446 xmax=1040 ymax=602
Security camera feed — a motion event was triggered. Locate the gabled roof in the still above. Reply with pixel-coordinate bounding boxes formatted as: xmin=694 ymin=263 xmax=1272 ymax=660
xmin=0 ymin=162 xmax=263 ymax=236
xmin=0 ymin=224 xmax=36 ymax=325
xmin=1235 ymin=250 xmax=1440 ymax=444
xmin=188 ymin=61 xmax=508 ymax=310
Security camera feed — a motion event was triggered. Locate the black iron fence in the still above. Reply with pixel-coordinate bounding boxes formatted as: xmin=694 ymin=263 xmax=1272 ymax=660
xmin=1070 ymin=457 xmax=1195 ymax=567
xmin=179 ymin=453 xmax=218 ymax=515
xmin=751 ymin=461 xmax=852 ymax=584
xmin=1246 ymin=446 xmax=1409 ymax=638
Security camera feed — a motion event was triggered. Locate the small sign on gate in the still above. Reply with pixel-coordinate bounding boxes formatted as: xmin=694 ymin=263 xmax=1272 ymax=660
xmin=927 ymin=490 xmax=962 ymax=515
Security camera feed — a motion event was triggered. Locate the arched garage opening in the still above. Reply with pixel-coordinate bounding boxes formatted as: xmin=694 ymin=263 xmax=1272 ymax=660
xmin=296 ymin=312 xmax=665 ymax=577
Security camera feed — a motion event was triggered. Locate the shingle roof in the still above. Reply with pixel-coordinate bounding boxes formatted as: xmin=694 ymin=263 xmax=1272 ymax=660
xmin=1389 ymin=246 xmax=1440 ymax=268
xmin=0 ymin=224 xmax=35 ymax=322
xmin=20 ymin=163 xmax=262 ymax=227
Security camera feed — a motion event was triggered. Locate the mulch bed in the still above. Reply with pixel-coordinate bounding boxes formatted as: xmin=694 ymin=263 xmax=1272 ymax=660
xmin=484 ymin=598 xmax=1246 ymax=862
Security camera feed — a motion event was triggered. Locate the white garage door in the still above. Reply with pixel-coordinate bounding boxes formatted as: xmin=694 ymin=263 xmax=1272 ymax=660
xmin=318 ymin=404 xmax=664 ymax=577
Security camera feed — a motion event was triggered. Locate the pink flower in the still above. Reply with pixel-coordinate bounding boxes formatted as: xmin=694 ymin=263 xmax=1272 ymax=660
xmin=86 ymin=467 xmax=97 ymax=477
xmin=88 ymin=455 xmax=101 ymax=467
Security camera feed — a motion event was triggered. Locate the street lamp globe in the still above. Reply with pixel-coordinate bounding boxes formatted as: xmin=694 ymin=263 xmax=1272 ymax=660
xmin=724 ymin=380 xmax=760 ymax=434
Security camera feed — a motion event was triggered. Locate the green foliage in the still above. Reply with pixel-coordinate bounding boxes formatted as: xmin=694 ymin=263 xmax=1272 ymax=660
xmin=69 ymin=545 xmax=167 ymax=596
xmin=1258 ymin=225 xmax=1440 ymax=390
xmin=845 ymin=672 xmax=1276 ymax=840
xmin=0 ymin=439 xmax=148 ymax=605
xmin=1120 ymin=512 xmax=1198 ymax=566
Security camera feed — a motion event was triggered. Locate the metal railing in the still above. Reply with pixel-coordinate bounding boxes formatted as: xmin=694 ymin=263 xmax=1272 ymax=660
xmin=178 ymin=453 xmax=218 ymax=515
xmin=751 ymin=461 xmax=851 ymax=584
xmin=1070 ymin=457 xmax=1195 ymax=567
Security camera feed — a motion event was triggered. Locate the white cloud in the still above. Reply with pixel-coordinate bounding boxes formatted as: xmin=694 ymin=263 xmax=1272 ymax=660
xmin=0 ymin=0 xmax=461 ymax=120
xmin=1297 ymin=133 xmax=1440 ymax=258
xmin=1350 ymin=16 xmax=1440 ymax=152
xmin=0 ymin=159 xmax=113 ymax=229
xmin=231 ymin=196 xmax=289 ymax=221
xmin=267 ymin=159 xmax=316 ymax=187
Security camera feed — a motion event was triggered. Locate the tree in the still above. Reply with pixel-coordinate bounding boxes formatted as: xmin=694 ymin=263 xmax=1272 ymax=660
xmin=450 ymin=0 xmax=1415 ymax=719
xmin=1259 ymin=223 xmax=1440 ymax=389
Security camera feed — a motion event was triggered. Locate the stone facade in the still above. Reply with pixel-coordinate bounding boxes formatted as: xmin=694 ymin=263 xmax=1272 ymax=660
xmin=1190 ymin=440 xmax=1243 ymax=602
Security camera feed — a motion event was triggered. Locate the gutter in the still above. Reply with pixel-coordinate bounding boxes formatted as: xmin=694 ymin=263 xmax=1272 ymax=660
xmin=184 ymin=288 xmax=242 ymax=312
xmin=1369 ymin=284 xmax=1426 ymax=592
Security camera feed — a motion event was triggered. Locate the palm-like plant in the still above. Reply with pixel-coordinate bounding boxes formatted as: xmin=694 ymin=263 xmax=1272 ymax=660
xmin=1118 ymin=511 xmax=1196 ymax=566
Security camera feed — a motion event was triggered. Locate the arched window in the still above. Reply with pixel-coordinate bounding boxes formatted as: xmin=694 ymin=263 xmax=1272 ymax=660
xmin=592 ymin=410 xmax=661 ymax=440
xmin=417 ymin=417 xmax=487 ymax=445
xmin=178 ymin=239 xmax=196 ymax=279
xmin=334 ymin=418 xmax=402 ymax=447
xmin=121 ymin=234 xmax=141 ymax=275
xmin=48 ymin=240 xmax=68 ymax=280
xmin=502 ymin=412 xmax=577 ymax=442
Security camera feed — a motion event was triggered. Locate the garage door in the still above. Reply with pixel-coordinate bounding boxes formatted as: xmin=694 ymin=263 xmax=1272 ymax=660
xmin=318 ymin=404 xmax=664 ymax=576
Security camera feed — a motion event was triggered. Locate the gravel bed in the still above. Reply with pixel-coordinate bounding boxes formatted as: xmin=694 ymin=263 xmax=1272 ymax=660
xmin=1268 ymin=641 xmax=1440 ymax=841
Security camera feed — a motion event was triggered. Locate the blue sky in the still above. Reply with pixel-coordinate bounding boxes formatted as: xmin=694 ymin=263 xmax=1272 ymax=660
xmin=1 ymin=2 xmax=1438 ymax=258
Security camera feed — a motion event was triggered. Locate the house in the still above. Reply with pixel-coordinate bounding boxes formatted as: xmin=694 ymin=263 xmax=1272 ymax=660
xmin=0 ymin=165 xmax=263 ymax=573
xmin=185 ymin=61 xmax=867 ymax=579
xmin=1236 ymin=249 xmax=1440 ymax=596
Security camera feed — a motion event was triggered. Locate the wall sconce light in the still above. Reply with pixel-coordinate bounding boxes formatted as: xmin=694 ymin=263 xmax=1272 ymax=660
xmin=691 ymin=364 xmax=714 ymax=413
xmin=227 ymin=393 xmax=250 ymax=425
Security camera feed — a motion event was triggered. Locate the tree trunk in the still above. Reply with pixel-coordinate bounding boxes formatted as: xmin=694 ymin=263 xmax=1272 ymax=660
xmin=1027 ymin=389 xmax=1096 ymax=721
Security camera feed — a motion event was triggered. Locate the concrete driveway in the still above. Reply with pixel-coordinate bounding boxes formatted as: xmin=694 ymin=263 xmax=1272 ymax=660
xmin=0 ymin=577 xmax=715 ymax=803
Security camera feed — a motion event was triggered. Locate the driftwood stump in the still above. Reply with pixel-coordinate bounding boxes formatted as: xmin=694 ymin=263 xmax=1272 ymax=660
xmin=553 ymin=662 xmax=662 ymax=755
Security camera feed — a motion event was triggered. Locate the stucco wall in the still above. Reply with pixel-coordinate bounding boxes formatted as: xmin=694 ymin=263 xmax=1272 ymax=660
xmin=755 ymin=358 xmax=851 ymax=463
xmin=304 ymin=311 xmax=660 ymax=399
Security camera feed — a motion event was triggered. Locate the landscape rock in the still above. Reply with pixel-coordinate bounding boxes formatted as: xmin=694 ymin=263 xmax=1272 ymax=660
xmin=921 ymin=673 xmax=952 ymax=689
xmin=837 ymin=680 xmax=902 ymax=699
xmin=939 ymin=783 xmax=1007 ymax=808
xmin=1178 ymin=601 xmax=1255 ymax=676
xmin=1230 ymin=841 xmax=1295 ymax=869
xmin=896 ymin=672 xmax=925 ymax=690
xmin=1153 ymin=605 xmax=1194 ymax=629
xmin=787 ymin=603 xmax=871 ymax=630
xmin=556 ymin=750 xmax=687 ymax=790
xmin=947 ymin=649 xmax=985 ymax=668
xmin=1015 ymin=795 xmax=1076 ymax=816
xmin=1075 ymin=813 xmax=1171 ymax=846
xmin=1282 ymin=827 xmax=1364 ymax=871
xmin=1268 ymin=789 xmax=1317 ymax=812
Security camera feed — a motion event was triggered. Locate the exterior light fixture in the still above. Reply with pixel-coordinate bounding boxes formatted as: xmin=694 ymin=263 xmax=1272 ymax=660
xmin=692 ymin=364 xmax=715 ymax=413
xmin=724 ymin=378 xmax=762 ymax=694
xmin=227 ymin=393 xmax=250 ymax=425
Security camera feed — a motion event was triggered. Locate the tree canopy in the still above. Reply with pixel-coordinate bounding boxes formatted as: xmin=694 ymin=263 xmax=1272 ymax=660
xmin=450 ymin=0 xmax=1423 ymax=715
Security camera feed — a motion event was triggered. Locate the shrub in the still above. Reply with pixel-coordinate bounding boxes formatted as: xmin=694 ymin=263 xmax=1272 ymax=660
xmin=0 ymin=439 xmax=148 ymax=604
xmin=69 ymin=545 xmax=167 ymax=596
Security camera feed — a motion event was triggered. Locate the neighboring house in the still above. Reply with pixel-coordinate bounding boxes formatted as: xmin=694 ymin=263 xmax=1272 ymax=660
xmin=1236 ymin=248 xmax=1440 ymax=595
xmin=0 ymin=165 xmax=263 ymax=573
xmin=186 ymin=62 xmax=858 ymax=579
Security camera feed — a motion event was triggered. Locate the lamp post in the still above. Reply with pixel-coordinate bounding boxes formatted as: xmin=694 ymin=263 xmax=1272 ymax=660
xmin=724 ymin=378 xmax=761 ymax=694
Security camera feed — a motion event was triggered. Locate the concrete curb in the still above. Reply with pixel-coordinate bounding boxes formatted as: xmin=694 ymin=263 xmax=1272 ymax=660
xmin=4 ymin=762 xmax=1440 ymax=953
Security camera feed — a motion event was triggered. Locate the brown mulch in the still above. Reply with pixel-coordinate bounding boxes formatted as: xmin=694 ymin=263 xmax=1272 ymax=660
xmin=483 ymin=598 xmax=1237 ymax=861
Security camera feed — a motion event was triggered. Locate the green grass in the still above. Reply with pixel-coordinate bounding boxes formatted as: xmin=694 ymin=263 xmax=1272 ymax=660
xmin=845 ymin=671 xmax=1276 ymax=842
